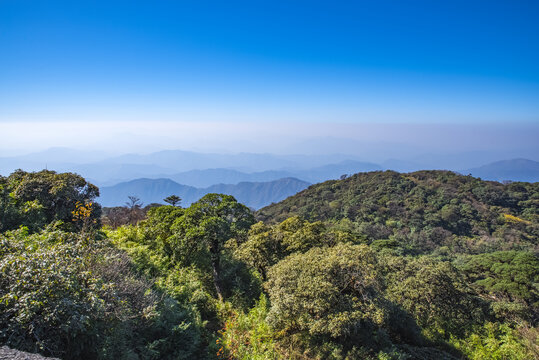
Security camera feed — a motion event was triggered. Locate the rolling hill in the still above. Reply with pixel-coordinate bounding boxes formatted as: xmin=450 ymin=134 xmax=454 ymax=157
xmin=256 ymin=170 xmax=538 ymax=253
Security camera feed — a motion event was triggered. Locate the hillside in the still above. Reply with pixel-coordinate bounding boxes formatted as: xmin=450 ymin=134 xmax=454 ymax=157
xmin=464 ymin=158 xmax=539 ymax=183
xmin=257 ymin=170 xmax=538 ymax=253
xmin=99 ymin=177 xmax=310 ymax=209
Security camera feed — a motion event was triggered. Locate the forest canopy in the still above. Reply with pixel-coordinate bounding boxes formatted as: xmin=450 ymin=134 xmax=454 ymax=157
xmin=0 ymin=169 xmax=537 ymax=359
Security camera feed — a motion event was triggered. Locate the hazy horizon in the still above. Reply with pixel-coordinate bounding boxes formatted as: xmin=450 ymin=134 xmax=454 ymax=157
xmin=1 ymin=122 xmax=538 ymax=162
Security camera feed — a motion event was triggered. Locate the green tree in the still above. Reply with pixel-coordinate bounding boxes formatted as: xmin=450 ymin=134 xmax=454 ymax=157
xmin=234 ymin=217 xmax=344 ymax=281
xmin=0 ymin=227 xmax=203 ymax=359
xmin=458 ymin=251 xmax=539 ymax=322
xmin=0 ymin=170 xmax=101 ymax=232
xmin=142 ymin=205 xmax=184 ymax=253
xmin=275 ymin=215 xmax=327 ymax=253
xmin=264 ymin=243 xmax=429 ymax=357
xmin=383 ymin=256 xmax=484 ymax=338
xmin=234 ymin=221 xmax=282 ymax=280
xmin=266 ymin=243 xmax=385 ymax=339
xmin=125 ymin=195 xmax=144 ymax=225
xmin=164 ymin=195 xmax=182 ymax=207
xmin=176 ymin=193 xmax=254 ymax=300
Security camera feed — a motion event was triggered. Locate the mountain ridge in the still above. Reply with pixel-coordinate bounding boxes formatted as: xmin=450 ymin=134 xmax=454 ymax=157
xmin=98 ymin=177 xmax=311 ymax=209
xmin=463 ymin=158 xmax=539 ymax=183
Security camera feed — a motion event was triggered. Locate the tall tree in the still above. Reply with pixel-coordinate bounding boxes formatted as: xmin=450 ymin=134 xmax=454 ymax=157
xmin=179 ymin=193 xmax=254 ymax=300
xmin=125 ymin=196 xmax=144 ymax=225
xmin=164 ymin=195 xmax=182 ymax=207
xmin=0 ymin=170 xmax=101 ymax=232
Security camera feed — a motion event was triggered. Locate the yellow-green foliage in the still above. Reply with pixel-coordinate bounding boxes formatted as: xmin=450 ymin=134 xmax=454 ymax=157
xmin=218 ymin=295 xmax=279 ymax=360
xmin=503 ymin=213 xmax=531 ymax=225
xmin=450 ymin=323 xmax=537 ymax=360
xmin=266 ymin=243 xmax=385 ymax=339
xmin=108 ymin=224 xmax=217 ymax=319
xmin=457 ymin=250 xmax=539 ymax=322
xmin=233 ymin=217 xmax=359 ymax=281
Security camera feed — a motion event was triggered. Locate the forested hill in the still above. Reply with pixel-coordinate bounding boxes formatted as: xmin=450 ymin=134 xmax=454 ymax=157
xmin=257 ymin=170 xmax=538 ymax=253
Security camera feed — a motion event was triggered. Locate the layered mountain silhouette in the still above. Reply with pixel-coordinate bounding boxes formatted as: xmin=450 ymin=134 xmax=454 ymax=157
xmin=463 ymin=159 xmax=539 ymax=183
xmin=98 ymin=177 xmax=310 ymax=209
xmin=162 ymin=160 xmax=381 ymax=187
xmin=2 ymin=149 xmax=537 ymax=194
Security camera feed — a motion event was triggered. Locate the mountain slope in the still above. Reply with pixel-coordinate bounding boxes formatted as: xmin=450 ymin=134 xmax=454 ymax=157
xmin=256 ymin=170 xmax=538 ymax=252
xmin=205 ymin=177 xmax=310 ymax=209
xmin=98 ymin=177 xmax=310 ymax=209
xmin=463 ymin=158 xmax=539 ymax=183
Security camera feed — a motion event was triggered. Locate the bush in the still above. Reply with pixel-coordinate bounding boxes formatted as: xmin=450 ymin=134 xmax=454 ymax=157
xmin=450 ymin=322 xmax=537 ymax=360
xmin=218 ymin=295 xmax=279 ymax=360
xmin=0 ymin=228 xmax=203 ymax=359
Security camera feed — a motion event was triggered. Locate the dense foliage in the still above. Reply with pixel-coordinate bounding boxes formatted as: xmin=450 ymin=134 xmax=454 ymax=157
xmin=257 ymin=170 xmax=538 ymax=254
xmin=0 ymin=172 xmax=204 ymax=359
xmin=0 ymin=170 xmax=101 ymax=232
xmin=0 ymin=225 xmax=203 ymax=359
xmin=1 ymin=169 xmax=537 ymax=359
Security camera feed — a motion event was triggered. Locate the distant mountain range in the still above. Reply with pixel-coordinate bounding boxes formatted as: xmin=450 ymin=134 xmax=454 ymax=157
xmin=0 ymin=148 xmax=381 ymax=187
xmin=98 ymin=177 xmax=311 ymax=209
xmin=96 ymin=158 xmax=539 ymax=208
xmin=1 ymin=149 xmax=537 ymax=191
xmin=161 ymin=160 xmax=381 ymax=187
xmin=0 ymin=148 xmax=369 ymax=184
xmin=463 ymin=159 xmax=539 ymax=183
xmin=166 ymin=169 xmax=293 ymax=188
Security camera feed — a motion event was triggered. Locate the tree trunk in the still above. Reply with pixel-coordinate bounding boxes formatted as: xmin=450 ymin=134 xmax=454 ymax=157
xmin=211 ymin=253 xmax=223 ymax=301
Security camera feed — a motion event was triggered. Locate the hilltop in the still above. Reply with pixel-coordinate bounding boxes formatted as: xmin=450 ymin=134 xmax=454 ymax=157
xmin=257 ymin=170 xmax=538 ymax=253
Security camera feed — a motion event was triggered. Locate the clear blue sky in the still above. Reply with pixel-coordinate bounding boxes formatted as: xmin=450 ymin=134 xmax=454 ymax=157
xmin=0 ymin=1 xmax=538 ymax=154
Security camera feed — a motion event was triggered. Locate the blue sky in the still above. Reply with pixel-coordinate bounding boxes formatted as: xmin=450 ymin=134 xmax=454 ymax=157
xmin=0 ymin=1 xmax=538 ymax=154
